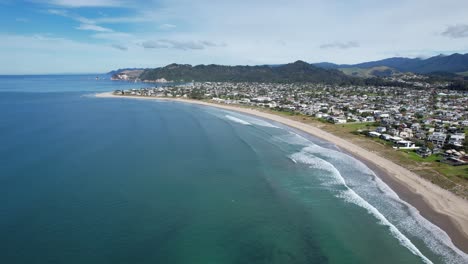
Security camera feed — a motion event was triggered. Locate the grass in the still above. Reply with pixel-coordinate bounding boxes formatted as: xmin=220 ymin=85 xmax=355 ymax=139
xmin=436 ymin=165 xmax=468 ymax=180
xmin=338 ymin=122 xmax=378 ymax=132
xmin=401 ymin=151 xmax=440 ymax=162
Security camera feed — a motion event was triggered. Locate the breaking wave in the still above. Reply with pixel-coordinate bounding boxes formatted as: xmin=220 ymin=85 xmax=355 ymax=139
xmin=225 ymin=115 xmax=251 ymax=125
xmin=212 ymin=108 xmax=467 ymax=263
xmin=288 ymin=142 xmax=468 ymax=264
xmin=291 ymin=150 xmax=432 ymax=263
xmin=223 ymin=111 xmax=279 ymax=128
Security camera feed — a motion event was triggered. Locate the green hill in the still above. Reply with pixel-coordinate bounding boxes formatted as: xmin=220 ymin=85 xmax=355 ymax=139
xmin=339 ymin=66 xmax=399 ymax=78
xmin=138 ymin=61 xmax=352 ymax=84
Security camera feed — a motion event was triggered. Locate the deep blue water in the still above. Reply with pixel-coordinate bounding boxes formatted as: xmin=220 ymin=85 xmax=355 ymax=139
xmin=0 ymin=75 xmax=466 ymax=263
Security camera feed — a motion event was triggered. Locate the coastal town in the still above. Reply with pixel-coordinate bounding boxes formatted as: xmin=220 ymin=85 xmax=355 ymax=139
xmin=113 ymin=81 xmax=468 ymax=165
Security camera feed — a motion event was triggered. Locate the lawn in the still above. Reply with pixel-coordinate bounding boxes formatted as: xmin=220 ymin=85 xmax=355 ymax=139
xmin=436 ymin=164 xmax=468 ymax=180
xmin=401 ymin=151 xmax=440 ymax=162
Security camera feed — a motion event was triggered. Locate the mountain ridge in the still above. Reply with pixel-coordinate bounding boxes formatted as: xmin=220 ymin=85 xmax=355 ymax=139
xmin=313 ymin=53 xmax=468 ymax=74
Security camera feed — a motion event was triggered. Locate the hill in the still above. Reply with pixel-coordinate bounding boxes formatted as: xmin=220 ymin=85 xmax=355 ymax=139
xmin=338 ymin=66 xmax=399 ymax=78
xmin=107 ymin=68 xmax=146 ymax=75
xmin=138 ymin=61 xmax=352 ymax=84
xmin=313 ymin=53 xmax=468 ymax=74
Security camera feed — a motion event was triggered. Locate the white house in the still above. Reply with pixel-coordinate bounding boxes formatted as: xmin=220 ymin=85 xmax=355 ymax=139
xmin=393 ymin=140 xmax=419 ymax=150
xmin=448 ymin=134 xmax=465 ymax=147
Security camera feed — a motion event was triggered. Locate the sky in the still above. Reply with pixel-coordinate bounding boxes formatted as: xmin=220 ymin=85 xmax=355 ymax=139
xmin=1 ymin=0 xmax=468 ymax=74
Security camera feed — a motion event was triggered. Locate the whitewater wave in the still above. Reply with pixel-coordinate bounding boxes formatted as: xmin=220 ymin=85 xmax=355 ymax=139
xmin=223 ymin=111 xmax=279 ymax=128
xmin=297 ymin=144 xmax=468 ymax=263
xmin=287 ymin=138 xmax=468 ymax=264
xmin=214 ymin=107 xmax=468 ymax=262
xmin=225 ymin=115 xmax=251 ymax=125
xmin=290 ymin=150 xmax=433 ymax=263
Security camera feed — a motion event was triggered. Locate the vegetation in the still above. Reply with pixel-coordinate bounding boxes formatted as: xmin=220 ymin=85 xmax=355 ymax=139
xmin=338 ymin=66 xmax=398 ymax=78
xmin=139 ymin=61 xmax=351 ymax=84
xmin=137 ymin=61 xmax=409 ymax=87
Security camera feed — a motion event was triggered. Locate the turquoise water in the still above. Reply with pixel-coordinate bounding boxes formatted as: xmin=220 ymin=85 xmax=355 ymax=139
xmin=0 ymin=75 xmax=466 ymax=263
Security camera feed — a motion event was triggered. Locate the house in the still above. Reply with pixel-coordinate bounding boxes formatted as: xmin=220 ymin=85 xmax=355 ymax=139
xmin=428 ymin=132 xmax=447 ymax=146
xmin=448 ymin=133 xmax=465 ymax=148
xmin=414 ymin=131 xmax=427 ymax=140
xmin=411 ymin=123 xmax=421 ymax=131
xmin=375 ymin=112 xmax=389 ymax=118
xmin=388 ymin=128 xmax=399 ymax=136
xmin=390 ymin=136 xmax=404 ymax=143
xmin=393 ymin=140 xmax=419 ymax=149
xmin=375 ymin=127 xmax=387 ymax=133
xmin=380 ymin=134 xmax=392 ymax=141
xmin=332 ymin=117 xmax=347 ymax=124
xmin=399 ymin=128 xmax=413 ymax=139
xmin=416 ymin=147 xmax=432 ymax=158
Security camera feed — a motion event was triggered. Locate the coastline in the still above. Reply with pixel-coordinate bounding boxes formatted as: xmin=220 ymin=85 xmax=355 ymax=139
xmin=95 ymin=92 xmax=468 ymax=253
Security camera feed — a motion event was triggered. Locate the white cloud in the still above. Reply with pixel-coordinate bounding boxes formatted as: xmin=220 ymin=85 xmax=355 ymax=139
xmin=47 ymin=9 xmax=94 ymax=24
xmin=91 ymin=32 xmax=133 ymax=40
xmin=140 ymin=39 xmax=226 ymax=50
xmin=320 ymin=41 xmax=360 ymax=50
xmin=36 ymin=0 xmax=127 ymax=8
xmin=77 ymin=23 xmax=113 ymax=32
xmin=159 ymin=23 xmax=176 ymax=30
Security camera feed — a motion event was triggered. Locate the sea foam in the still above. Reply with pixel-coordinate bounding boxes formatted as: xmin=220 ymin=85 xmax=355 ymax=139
xmin=225 ymin=115 xmax=251 ymax=125
xmin=299 ymin=144 xmax=468 ymax=263
xmin=288 ymin=141 xmax=468 ymax=264
xmin=223 ymin=111 xmax=279 ymax=128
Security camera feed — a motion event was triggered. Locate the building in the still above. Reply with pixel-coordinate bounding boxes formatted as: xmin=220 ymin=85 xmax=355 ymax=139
xmin=448 ymin=133 xmax=465 ymax=148
xmin=393 ymin=140 xmax=418 ymax=149
xmin=428 ymin=132 xmax=447 ymax=146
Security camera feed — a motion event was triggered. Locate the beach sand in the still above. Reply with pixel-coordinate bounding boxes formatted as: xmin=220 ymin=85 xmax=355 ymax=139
xmin=96 ymin=92 xmax=468 ymax=253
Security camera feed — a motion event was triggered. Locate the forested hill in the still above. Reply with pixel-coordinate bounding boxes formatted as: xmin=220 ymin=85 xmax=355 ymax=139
xmin=138 ymin=61 xmax=352 ymax=84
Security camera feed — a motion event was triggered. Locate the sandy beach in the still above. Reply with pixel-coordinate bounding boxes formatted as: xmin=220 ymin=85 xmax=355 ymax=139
xmin=96 ymin=92 xmax=468 ymax=253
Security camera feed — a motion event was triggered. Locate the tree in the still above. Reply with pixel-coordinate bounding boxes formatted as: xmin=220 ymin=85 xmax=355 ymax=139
xmin=427 ymin=142 xmax=434 ymax=150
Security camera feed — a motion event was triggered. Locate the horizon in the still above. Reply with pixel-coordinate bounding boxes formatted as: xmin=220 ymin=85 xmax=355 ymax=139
xmin=2 ymin=0 xmax=468 ymax=74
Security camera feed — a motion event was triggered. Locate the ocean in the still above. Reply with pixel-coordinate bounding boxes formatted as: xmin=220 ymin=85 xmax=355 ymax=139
xmin=0 ymin=75 xmax=466 ymax=263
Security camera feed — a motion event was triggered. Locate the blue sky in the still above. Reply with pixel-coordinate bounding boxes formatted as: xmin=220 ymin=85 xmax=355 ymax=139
xmin=1 ymin=0 xmax=468 ymax=74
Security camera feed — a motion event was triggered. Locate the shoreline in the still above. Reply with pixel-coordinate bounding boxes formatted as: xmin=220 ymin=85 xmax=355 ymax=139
xmin=95 ymin=92 xmax=468 ymax=253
